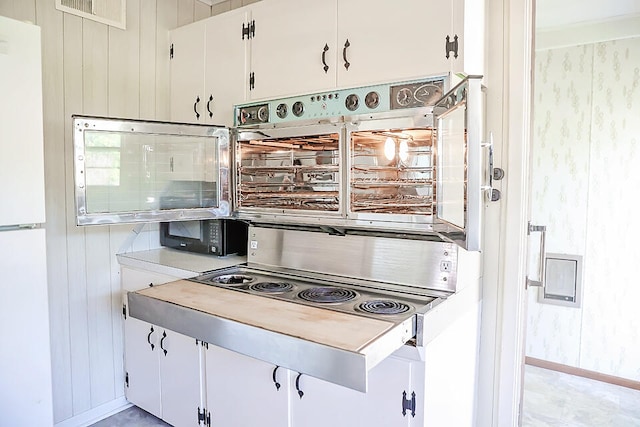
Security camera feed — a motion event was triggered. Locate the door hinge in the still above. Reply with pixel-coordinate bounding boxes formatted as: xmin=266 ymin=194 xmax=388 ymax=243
xmin=402 ymin=391 xmax=416 ymax=417
xmin=125 ymin=372 xmax=129 ymax=388
xmin=207 ymin=410 xmax=211 ymax=427
xmin=445 ymin=34 xmax=459 ymax=59
xmin=198 ymin=407 xmax=205 ymax=424
xmin=122 ymin=304 xmax=126 ymax=319
xmin=170 ymin=43 xmax=174 ymax=59
xmin=249 ymin=72 xmax=255 ymax=90
xmin=242 ymin=20 xmax=256 ymax=39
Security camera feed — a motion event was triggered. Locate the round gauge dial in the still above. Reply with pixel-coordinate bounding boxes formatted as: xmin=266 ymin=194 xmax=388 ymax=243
xmin=257 ymin=106 xmax=269 ymax=122
xmin=292 ymin=101 xmax=305 ymax=117
xmin=364 ymin=91 xmax=380 ymax=109
xmin=276 ymin=103 xmax=288 ymax=119
xmin=414 ymin=84 xmax=443 ymax=105
xmin=345 ymin=94 xmax=359 ymax=111
xmin=396 ymin=88 xmax=413 ymax=107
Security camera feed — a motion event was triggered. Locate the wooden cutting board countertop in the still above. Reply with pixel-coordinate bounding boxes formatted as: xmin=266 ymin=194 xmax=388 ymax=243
xmin=136 ymin=280 xmax=397 ymax=353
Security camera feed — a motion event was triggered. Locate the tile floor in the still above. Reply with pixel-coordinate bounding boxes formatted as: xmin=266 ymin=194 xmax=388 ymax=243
xmin=91 ymin=365 xmax=640 ymax=426
xmin=522 ymin=365 xmax=640 ymax=427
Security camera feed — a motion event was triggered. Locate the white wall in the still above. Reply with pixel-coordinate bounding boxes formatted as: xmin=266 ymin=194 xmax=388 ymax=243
xmin=0 ymin=0 xmax=214 ymax=424
xmin=527 ymin=25 xmax=640 ymax=381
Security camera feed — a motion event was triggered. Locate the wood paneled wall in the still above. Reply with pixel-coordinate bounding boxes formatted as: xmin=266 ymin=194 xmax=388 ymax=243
xmin=0 ymin=0 xmax=215 ymax=424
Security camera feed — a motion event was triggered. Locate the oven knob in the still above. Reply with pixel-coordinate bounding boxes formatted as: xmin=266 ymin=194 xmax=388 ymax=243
xmin=276 ymin=103 xmax=288 ymax=119
xmin=257 ymin=106 xmax=269 ymax=122
xmin=292 ymin=101 xmax=305 ymax=117
xmin=365 ymin=91 xmax=380 ymax=109
xmin=345 ymin=93 xmax=359 ymax=111
xmin=239 ymin=109 xmax=249 ymax=124
xmin=396 ymin=88 xmax=413 ymax=107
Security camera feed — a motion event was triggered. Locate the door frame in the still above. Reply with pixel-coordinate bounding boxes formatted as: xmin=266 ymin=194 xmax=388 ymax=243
xmin=476 ymin=0 xmax=535 ymax=425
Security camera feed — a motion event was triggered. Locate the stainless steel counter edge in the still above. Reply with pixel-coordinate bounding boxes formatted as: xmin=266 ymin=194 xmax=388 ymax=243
xmin=128 ymin=291 xmax=414 ymax=393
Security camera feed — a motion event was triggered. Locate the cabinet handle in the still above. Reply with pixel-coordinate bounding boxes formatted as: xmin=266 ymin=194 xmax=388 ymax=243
xmin=193 ymin=96 xmax=201 ymax=120
xmin=147 ymin=326 xmax=155 ymax=350
xmin=272 ymin=366 xmax=281 ymax=391
xmin=160 ymin=331 xmax=167 ymax=356
xmin=206 ymin=95 xmax=214 ymax=118
xmin=295 ymin=373 xmax=304 ymax=399
xmin=322 ymin=44 xmax=329 ymax=73
xmin=342 ymin=39 xmax=351 ymax=70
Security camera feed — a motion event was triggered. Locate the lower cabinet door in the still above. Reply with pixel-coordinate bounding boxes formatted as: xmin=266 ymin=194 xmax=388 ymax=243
xmin=289 ymin=373 xmax=366 ymax=427
xmin=124 ymin=316 xmax=162 ymax=418
xmin=290 ymin=356 xmax=414 ymax=427
xmin=205 ymin=346 xmax=289 ymax=427
xmin=159 ymin=330 xmax=203 ymax=427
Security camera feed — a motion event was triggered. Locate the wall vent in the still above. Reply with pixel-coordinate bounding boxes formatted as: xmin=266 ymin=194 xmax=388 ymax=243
xmin=55 ymin=0 xmax=126 ymax=30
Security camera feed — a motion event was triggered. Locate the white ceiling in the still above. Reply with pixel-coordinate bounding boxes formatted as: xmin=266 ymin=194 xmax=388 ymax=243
xmin=536 ymin=0 xmax=640 ymax=29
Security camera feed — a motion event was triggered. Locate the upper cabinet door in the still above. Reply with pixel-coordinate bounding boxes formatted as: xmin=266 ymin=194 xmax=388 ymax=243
xmin=73 ymin=116 xmax=231 ymax=225
xmin=205 ymin=8 xmax=250 ymax=127
xmin=249 ymin=0 xmax=338 ymax=100
xmin=0 ymin=17 xmax=46 ymax=226
xmin=434 ymin=76 xmax=484 ymax=251
xmin=170 ymin=21 xmax=207 ymax=124
xmin=336 ymin=0 xmax=453 ymax=88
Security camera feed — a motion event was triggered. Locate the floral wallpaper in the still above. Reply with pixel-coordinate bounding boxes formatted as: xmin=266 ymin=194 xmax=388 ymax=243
xmin=526 ymin=37 xmax=640 ymax=382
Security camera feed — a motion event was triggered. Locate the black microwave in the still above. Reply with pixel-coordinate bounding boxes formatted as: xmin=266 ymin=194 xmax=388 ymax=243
xmin=159 ymin=219 xmax=248 ymax=256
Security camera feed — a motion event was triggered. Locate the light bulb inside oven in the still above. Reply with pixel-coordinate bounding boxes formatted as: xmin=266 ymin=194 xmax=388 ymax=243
xmin=384 ymin=137 xmax=396 ymax=161
xmin=398 ymin=140 xmax=409 ymax=162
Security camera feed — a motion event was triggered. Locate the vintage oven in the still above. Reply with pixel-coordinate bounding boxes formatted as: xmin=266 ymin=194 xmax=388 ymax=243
xmin=72 ymin=75 xmax=492 ymax=394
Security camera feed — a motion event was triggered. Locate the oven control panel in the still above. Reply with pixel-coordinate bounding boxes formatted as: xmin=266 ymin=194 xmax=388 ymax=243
xmin=235 ymin=75 xmax=446 ymax=127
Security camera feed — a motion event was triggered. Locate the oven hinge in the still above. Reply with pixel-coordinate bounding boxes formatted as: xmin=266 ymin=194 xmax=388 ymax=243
xmin=402 ymin=391 xmax=416 ymax=417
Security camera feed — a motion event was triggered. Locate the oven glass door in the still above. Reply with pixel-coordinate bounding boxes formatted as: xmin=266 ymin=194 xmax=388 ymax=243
xmin=434 ymin=76 xmax=484 ymax=251
xmin=73 ymin=116 xmax=231 ymax=225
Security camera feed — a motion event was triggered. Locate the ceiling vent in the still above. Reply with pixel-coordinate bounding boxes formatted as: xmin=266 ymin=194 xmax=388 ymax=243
xmin=55 ymin=0 xmax=126 ymax=30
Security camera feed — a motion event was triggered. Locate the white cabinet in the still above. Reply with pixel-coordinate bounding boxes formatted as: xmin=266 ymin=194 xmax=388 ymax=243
xmin=170 ymin=10 xmax=247 ymax=126
xmin=170 ymin=21 xmax=206 ymax=124
xmin=124 ymin=316 xmax=202 ymax=427
xmin=205 ymin=345 xmax=289 ymax=426
xmin=335 ymin=0 xmax=454 ymax=88
xmin=248 ymin=0 xmax=338 ymax=100
xmin=290 ymin=356 xmax=419 ymax=427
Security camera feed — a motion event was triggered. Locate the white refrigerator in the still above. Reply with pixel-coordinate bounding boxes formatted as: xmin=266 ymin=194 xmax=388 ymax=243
xmin=0 ymin=16 xmax=54 ymax=425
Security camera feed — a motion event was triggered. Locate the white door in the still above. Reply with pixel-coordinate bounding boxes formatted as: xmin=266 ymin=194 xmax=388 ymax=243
xmin=249 ymin=0 xmax=338 ymax=100
xmin=0 ymin=16 xmax=45 ymax=226
xmin=289 ymin=373 xmax=366 ymax=427
xmin=205 ymin=346 xmax=289 ymax=427
xmin=205 ymin=8 xmax=250 ymax=127
xmin=361 ymin=357 xmax=413 ymax=427
xmin=124 ymin=317 xmax=162 ymax=418
xmin=159 ymin=330 xmax=202 ymax=427
xmin=336 ymin=0 xmax=452 ymax=88
xmin=170 ymin=21 xmax=206 ymax=124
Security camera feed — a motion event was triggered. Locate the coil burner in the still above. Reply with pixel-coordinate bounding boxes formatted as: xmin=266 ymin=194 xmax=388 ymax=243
xmin=249 ymin=282 xmax=295 ymax=293
xmin=210 ymin=274 xmax=254 ymax=285
xmin=298 ymin=287 xmax=357 ymax=304
xmin=357 ymin=300 xmax=411 ymax=315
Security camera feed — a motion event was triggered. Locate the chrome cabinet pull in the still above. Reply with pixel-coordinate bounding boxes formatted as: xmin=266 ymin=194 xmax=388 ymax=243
xmin=527 ymin=222 xmax=547 ymax=288
xmin=322 ymin=44 xmax=329 ymax=73
xmin=342 ymin=39 xmax=351 ymax=70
